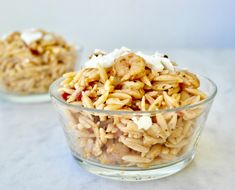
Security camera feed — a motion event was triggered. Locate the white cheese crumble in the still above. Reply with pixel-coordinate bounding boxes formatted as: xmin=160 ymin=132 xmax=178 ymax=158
xmin=43 ymin=34 xmax=54 ymax=41
xmin=132 ymin=116 xmax=152 ymax=130
xmin=85 ymin=47 xmax=131 ymax=68
xmin=161 ymin=57 xmax=175 ymax=71
xmin=136 ymin=51 xmax=164 ymax=72
xmin=20 ymin=29 xmax=43 ymax=45
xmin=84 ymin=47 xmax=175 ymax=72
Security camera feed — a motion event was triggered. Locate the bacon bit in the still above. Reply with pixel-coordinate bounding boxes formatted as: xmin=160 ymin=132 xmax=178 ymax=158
xmin=62 ymin=92 xmax=70 ymax=101
xmin=76 ymin=92 xmax=82 ymax=101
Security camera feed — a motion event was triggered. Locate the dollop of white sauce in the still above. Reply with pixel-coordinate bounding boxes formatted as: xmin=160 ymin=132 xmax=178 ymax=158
xmin=20 ymin=30 xmax=43 ymax=45
xmin=132 ymin=116 xmax=152 ymax=130
xmin=84 ymin=47 xmax=175 ymax=71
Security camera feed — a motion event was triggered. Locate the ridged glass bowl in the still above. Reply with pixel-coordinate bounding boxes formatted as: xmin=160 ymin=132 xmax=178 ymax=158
xmin=50 ymin=75 xmax=217 ymax=181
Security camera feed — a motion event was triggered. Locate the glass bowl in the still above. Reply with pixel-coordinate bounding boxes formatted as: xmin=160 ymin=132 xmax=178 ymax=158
xmin=0 ymin=45 xmax=82 ymax=103
xmin=50 ymin=75 xmax=217 ymax=181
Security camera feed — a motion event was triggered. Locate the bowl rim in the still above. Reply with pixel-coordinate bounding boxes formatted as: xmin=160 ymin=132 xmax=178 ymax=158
xmin=49 ymin=74 xmax=217 ymax=115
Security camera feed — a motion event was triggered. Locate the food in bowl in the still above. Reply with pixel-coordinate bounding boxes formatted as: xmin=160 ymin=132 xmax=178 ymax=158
xmin=0 ymin=29 xmax=77 ymax=95
xmin=50 ymin=47 xmax=216 ymax=180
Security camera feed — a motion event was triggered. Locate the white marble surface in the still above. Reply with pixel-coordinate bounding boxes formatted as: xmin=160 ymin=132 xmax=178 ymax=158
xmin=0 ymin=49 xmax=234 ymax=190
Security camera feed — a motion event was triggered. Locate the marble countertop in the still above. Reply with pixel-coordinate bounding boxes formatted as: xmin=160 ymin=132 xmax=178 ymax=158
xmin=0 ymin=49 xmax=234 ymax=190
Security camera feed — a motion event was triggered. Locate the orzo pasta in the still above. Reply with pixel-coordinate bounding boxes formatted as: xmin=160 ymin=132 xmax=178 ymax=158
xmin=0 ymin=29 xmax=77 ymax=94
xmin=57 ymin=47 xmax=208 ymax=168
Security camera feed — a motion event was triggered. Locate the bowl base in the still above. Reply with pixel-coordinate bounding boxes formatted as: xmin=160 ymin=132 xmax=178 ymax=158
xmin=0 ymin=91 xmax=50 ymax=103
xmin=73 ymin=152 xmax=195 ymax=181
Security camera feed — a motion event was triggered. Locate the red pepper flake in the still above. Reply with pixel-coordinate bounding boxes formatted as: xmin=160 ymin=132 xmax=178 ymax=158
xmin=132 ymin=105 xmax=140 ymax=111
xmin=132 ymin=97 xmax=137 ymax=101
xmin=179 ymin=83 xmax=184 ymax=90
xmin=61 ymin=92 xmax=70 ymax=101
xmin=177 ymin=111 xmax=184 ymax=117
xmin=152 ymin=117 xmax=157 ymax=123
xmin=116 ymin=84 xmax=122 ymax=89
xmin=87 ymin=128 xmax=93 ymax=133
xmin=30 ymin=48 xmax=39 ymax=55
xmin=76 ymin=92 xmax=82 ymax=101
xmin=89 ymin=81 xmax=95 ymax=87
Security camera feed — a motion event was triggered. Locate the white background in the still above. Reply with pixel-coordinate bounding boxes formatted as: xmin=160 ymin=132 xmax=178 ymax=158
xmin=0 ymin=0 xmax=234 ymax=54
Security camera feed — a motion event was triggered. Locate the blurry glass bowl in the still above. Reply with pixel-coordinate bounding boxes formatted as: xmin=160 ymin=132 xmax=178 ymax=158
xmin=0 ymin=46 xmax=82 ymax=103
